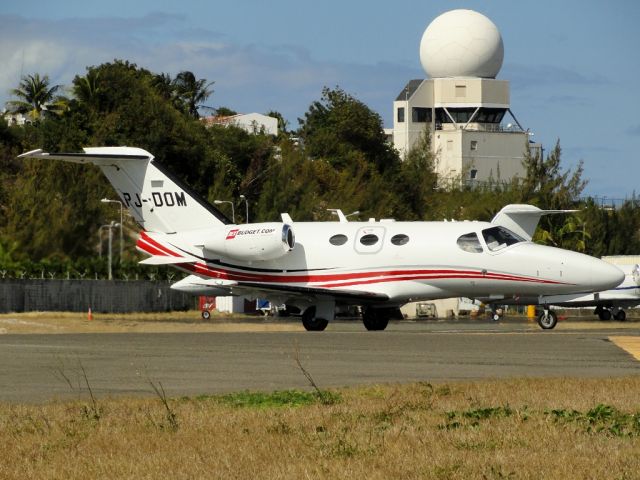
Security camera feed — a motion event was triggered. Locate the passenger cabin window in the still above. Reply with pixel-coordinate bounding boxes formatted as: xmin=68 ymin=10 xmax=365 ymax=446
xmin=329 ymin=234 xmax=348 ymax=246
xmin=360 ymin=234 xmax=379 ymax=246
xmin=482 ymin=226 xmax=525 ymax=252
xmin=457 ymin=232 xmax=483 ymax=253
xmin=390 ymin=234 xmax=409 ymax=246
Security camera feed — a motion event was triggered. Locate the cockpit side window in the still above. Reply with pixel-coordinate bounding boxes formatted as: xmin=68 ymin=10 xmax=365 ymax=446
xmin=457 ymin=232 xmax=483 ymax=253
xmin=481 ymin=226 xmax=525 ymax=251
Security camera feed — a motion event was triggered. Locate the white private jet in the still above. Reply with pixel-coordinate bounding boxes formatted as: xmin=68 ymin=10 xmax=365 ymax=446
xmin=19 ymin=147 xmax=624 ymax=331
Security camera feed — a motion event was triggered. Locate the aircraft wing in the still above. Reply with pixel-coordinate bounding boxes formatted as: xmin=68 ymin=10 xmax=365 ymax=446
xmin=171 ymin=274 xmax=390 ymax=305
xmin=233 ymin=282 xmax=390 ymax=304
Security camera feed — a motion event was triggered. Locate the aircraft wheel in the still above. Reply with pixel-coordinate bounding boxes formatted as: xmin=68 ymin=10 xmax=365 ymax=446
xmin=599 ymin=309 xmax=612 ymax=321
xmin=301 ymin=306 xmax=328 ymax=331
xmin=614 ymin=309 xmax=626 ymax=321
xmin=537 ymin=310 xmax=557 ymax=330
xmin=362 ymin=308 xmax=389 ymax=331
xmin=201 ymin=310 xmax=211 ymax=320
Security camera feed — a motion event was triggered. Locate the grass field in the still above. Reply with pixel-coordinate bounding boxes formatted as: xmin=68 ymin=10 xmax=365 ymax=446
xmin=1 ymin=376 xmax=639 ymax=479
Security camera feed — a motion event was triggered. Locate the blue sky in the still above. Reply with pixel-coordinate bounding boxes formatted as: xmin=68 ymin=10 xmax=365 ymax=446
xmin=1 ymin=0 xmax=638 ymax=198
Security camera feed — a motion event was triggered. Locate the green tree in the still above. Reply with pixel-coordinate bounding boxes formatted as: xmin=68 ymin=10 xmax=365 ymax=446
xmin=215 ymin=107 xmax=237 ymax=117
xmin=297 ymin=87 xmax=399 ymax=173
xmin=392 ymin=126 xmax=438 ymax=220
xmin=72 ymin=70 xmax=102 ymax=108
xmin=172 ymin=71 xmax=215 ymax=118
xmin=520 ymin=140 xmax=586 ymax=210
xmin=6 ymin=73 xmax=67 ymax=120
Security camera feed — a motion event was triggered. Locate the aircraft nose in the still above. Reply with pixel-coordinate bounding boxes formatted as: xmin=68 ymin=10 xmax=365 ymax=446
xmin=587 ymin=258 xmax=624 ymax=291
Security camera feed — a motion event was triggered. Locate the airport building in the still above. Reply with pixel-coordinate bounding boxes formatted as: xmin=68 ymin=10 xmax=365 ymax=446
xmin=392 ymin=9 xmax=538 ymax=186
xmin=201 ymin=112 xmax=278 ymax=136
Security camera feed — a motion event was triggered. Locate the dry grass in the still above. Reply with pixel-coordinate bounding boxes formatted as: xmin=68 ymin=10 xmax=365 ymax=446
xmin=0 ymin=311 xmax=303 ymax=334
xmin=1 ymin=377 xmax=639 ymax=479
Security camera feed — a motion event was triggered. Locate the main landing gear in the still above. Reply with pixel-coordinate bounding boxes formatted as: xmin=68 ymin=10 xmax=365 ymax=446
xmin=301 ymin=306 xmax=329 ymax=331
xmin=362 ymin=308 xmax=390 ymax=331
xmin=537 ymin=307 xmax=558 ymax=330
xmin=594 ymin=306 xmax=626 ymax=321
xmin=301 ymin=304 xmax=400 ymax=331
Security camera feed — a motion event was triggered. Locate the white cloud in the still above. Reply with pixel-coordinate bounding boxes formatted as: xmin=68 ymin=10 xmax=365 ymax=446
xmin=0 ymin=13 xmax=415 ymax=125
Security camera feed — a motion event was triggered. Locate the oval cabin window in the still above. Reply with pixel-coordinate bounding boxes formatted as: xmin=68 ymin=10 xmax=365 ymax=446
xmin=359 ymin=234 xmax=379 ymax=246
xmin=329 ymin=234 xmax=348 ymax=246
xmin=390 ymin=234 xmax=409 ymax=246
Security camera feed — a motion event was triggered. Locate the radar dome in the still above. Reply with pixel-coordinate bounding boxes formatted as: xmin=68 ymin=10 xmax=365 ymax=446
xmin=420 ymin=9 xmax=504 ymax=79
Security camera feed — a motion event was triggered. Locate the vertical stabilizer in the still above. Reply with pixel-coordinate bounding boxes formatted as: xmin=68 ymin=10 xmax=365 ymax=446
xmin=18 ymin=147 xmax=230 ymax=233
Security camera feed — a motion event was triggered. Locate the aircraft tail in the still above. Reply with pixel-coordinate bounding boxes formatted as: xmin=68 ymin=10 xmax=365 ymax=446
xmin=18 ymin=147 xmax=230 ymax=233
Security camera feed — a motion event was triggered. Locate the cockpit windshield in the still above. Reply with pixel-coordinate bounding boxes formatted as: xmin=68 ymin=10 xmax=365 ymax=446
xmin=481 ymin=226 xmax=525 ymax=251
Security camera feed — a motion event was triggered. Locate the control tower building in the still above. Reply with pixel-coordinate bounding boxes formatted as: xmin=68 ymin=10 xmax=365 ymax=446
xmin=392 ymin=9 xmax=536 ymax=185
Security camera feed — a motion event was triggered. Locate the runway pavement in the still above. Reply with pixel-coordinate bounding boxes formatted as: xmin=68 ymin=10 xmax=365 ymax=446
xmin=0 ymin=320 xmax=639 ymax=403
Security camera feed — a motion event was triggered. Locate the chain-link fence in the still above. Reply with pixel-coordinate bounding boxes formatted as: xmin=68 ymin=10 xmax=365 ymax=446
xmin=0 ymin=279 xmax=194 ymax=313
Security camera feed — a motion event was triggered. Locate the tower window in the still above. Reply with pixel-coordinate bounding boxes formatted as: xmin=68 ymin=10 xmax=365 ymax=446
xmin=412 ymin=107 xmax=432 ymax=123
xmin=397 ymin=107 xmax=405 ymax=123
xmin=470 ymin=140 xmax=478 ymax=151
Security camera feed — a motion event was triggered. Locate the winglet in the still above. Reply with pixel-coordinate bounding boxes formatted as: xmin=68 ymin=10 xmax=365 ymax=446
xmin=491 ymin=204 xmax=577 ymax=241
xmin=17 ymin=149 xmax=45 ymax=158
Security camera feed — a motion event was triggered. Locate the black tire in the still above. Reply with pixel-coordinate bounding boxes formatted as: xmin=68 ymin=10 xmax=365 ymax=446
xmin=537 ymin=310 xmax=557 ymax=330
xmin=201 ymin=310 xmax=211 ymax=320
xmin=599 ymin=309 xmax=612 ymax=321
xmin=301 ymin=306 xmax=328 ymax=331
xmin=614 ymin=309 xmax=626 ymax=321
xmin=362 ymin=308 xmax=389 ymax=331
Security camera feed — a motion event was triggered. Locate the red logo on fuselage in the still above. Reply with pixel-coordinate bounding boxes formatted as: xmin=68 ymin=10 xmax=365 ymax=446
xmin=226 ymin=229 xmax=239 ymax=240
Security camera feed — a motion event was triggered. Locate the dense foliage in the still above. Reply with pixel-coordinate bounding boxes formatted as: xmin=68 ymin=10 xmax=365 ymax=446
xmin=2 ymin=60 xmax=639 ymax=278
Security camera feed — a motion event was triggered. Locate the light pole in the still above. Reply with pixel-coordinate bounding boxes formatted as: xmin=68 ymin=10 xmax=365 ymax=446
xmin=214 ymin=200 xmax=235 ymax=223
xmin=100 ymin=221 xmax=120 ymax=280
xmin=239 ymin=194 xmax=249 ymax=223
xmin=101 ymin=198 xmax=123 ymax=261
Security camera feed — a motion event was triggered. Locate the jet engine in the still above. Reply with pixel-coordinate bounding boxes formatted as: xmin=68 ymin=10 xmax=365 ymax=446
xmin=204 ymin=222 xmax=295 ymax=261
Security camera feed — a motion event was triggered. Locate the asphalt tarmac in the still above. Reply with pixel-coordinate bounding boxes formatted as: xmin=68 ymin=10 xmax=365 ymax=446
xmin=1 ymin=320 xmax=639 ymax=403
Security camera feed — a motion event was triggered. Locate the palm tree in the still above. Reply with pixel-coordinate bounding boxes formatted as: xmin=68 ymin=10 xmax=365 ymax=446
xmin=172 ymin=71 xmax=214 ymax=118
xmin=73 ymin=70 xmax=101 ymax=107
xmin=6 ymin=73 xmax=66 ymax=120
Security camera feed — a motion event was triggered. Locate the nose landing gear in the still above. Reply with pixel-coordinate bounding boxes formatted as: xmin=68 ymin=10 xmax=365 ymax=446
xmin=537 ymin=307 xmax=558 ymax=329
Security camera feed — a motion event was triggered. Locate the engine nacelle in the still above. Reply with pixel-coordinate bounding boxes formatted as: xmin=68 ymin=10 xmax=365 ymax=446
xmin=204 ymin=222 xmax=295 ymax=261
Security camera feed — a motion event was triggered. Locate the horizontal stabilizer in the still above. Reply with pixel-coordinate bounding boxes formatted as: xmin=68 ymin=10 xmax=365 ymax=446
xmin=18 ymin=147 xmax=151 ymax=164
xmin=491 ymin=204 xmax=577 ymax=241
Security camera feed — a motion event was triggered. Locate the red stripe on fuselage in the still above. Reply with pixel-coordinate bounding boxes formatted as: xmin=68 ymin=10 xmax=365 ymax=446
xmin=139 ymin=234 xmax=571 ymax=288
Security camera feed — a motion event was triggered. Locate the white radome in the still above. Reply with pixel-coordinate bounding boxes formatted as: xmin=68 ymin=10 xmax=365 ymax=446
xmin=420 ymin=9 xmax=504 ymax=79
